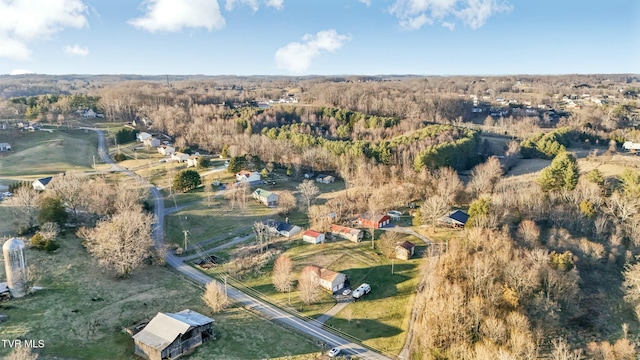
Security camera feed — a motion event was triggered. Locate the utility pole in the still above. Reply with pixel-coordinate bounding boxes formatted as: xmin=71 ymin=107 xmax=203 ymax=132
xmin=182 ymin=229 xmax=189 ymax=252
xmin=92 ymin=155 xmax=96 ymax=169
xmin=391 ymin=259 xmax=394 ymax=274
xmin=224 ymin=275 xmax=228 ymax=299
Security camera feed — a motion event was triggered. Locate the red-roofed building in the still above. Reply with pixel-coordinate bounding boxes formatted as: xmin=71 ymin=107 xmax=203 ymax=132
xmin=357 ymin=214 xmax=391 ymax=229
xmin=302 ymin=230 xmax=325 ymax=244
xmin=329 ymin=224 xmax=363 ymax=243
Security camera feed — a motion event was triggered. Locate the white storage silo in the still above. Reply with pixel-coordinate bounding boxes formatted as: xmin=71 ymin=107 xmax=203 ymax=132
xmin=3 ymin=238 xmax=28 ymax=298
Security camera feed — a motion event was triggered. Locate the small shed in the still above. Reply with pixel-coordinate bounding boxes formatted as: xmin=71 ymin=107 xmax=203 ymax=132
xmin=441 ymin=210 xmax=470 ymax=227
xmin=132 ymin=309 xmax=214 ymax=360
xmin=0 ymin=143 xmax=11 ymax=151
xmin=316 ymin=174 xmax=335 ymax=184
xmin=395 ymin=241 xmax=416 ymax=260
xmin=302 ymin=230 xmax=325 ymax=244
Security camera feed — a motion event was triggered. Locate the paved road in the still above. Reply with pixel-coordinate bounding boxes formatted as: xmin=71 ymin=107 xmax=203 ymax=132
xmin=92 ymin=128 xmax=392 ymax=360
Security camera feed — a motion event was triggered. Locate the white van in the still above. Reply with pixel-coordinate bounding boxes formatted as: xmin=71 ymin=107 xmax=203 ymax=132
xmin=352 ymin=283 xmax=371 ymax=299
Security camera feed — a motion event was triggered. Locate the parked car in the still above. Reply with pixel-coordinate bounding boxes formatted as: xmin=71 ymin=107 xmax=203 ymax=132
xmin=342 ymin=288 xmax=351 ymax=296
xmin=352 ymin=283 xmax=371 ymax=299
xmin=387 ymin=210 xmax=402 ymax=217
xmin=327 ymin=347 xmax=341 ymax=357
xmin=2 ymin=192 xmax=12 ymax=198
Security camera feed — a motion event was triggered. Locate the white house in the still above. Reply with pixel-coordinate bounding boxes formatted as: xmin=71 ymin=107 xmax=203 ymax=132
xmin=32 ymin=176 xmax=53 ymax=191
xmin=143 ymin=137 xmax=161 ymax=148
xmin=0 ymin=143 xmax=11 ymax=151
xmin=81 ymin=109 xmax=97 ymax=118
xmin=623 ymin=142 xmax=640 ymax=151
xmin=186 ymin=155 xmax=200 ymax=168
xmin=329 ymin=224 xmax=363 ymax=243
xmin=137 ymin=132 xmax=152 ymax=142
xmin=302 ymin=230 xmax=325 ymax=244
xmin=304 ymin=266 xmax=346 ymax=293
xmin=236 ymin=170 xmax=261 ymax=183
xmin=171 ymin=152 xmax=190 ymax=163
xmin=157 ymin=145 xmax=175 ymax=156
xmin=252 ymin=188 xmax=279 ymax=207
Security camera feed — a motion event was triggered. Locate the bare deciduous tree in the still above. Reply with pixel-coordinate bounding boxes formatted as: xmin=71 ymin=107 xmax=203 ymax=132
xmin=468 ymin=156 xmax=503 ymax=198
xmin=78 ymin=210 xmax=155 ymax=277
xmin=6 ymin=346 xmax=39 ymax=360
xmin=202 ymin=281 xmax=231 ymax=313
xmin=420 ymin=195 xmax=449 ymax=231
xmin=48 ymin=172 xmax=87 ymax=220
xmin=6 ymin=186 xmax=41 ymax=230
xmin=297 ymin=180 xmax=320 ymax=210
xmin=379 ymin=231 xmax=402 ymax=259
xmin=253 ymin=221 xmax=274 ymax=253
xmin=298 ymin=266 xmax=321 ymax=305
xmin=517 ymin=220 xmax=540 ymax=247
xmin=272 ymin=255 xmax=293 ymax=293
xmin=277 ymin=190 xmax=296 ymax=216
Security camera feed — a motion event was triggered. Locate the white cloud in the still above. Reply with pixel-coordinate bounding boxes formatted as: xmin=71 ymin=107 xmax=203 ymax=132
xmin=65 ymin=44 xmax=89 ymax=57
xmin=275 ymin=30 xmax=351 ymax=74
xmin=442 ymin=21 xmax=455 ymax=30
xmin=10 ymin=69 xmax=34 ymax=75
xmin=225 ymin=0 xmax=283 ymax=11
xmin=129 ymin=0 xmax=225 ymax=32
xmin=390 ymin=0 xmax=512 ymax=30
xmin=265 ymin=0 xmax=283 ymax=10
xmin=0 ymin=0 xmax=88 ymax=60
xmin=358 ymin=0 xmax=371 ymax=6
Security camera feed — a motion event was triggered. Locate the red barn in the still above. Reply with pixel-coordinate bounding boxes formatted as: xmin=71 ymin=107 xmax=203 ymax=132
xmin=357 ymin=214 xmax=391 ymax=229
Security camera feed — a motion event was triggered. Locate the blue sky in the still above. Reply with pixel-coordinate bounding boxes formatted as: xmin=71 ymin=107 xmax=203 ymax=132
xmin=0 ymin=0 xmax=638 ymax=76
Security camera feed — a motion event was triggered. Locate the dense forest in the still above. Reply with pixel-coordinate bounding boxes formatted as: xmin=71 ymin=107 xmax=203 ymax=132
xmin=2 ymin=74 xmax=640 ymax=358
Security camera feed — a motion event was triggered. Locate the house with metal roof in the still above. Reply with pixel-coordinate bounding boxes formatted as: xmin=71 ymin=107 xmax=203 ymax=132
xmin=440 ymin=209 xmax=470 ymax=227
xmin=252 ymin=188 xmax=279 ymax=207
xmin=32 ymin=176 xmax=53 ymax=191
xmin=132 ymin=309 xmax=214 ymax=360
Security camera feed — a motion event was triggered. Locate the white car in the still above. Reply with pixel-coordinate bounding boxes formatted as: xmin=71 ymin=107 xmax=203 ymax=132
xmin=327 ymin=347 xmax=340 ymax=357
xmin=342 ymin=288 xmax=351 ymax=296
xmin=2 ymin=192 xmax=12 ymax=198
xmin=387 ymin=210 xmax=402 ymax=217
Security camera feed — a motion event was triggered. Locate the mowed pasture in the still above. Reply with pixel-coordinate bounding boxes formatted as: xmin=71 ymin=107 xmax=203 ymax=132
xmin=0 ymin=129 xmax=98 ymax=178
xmin=0 ymin=234 xmax=321 ymax=360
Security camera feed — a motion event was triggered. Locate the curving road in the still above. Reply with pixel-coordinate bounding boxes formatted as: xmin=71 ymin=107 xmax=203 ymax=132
xmin=92 ymin=129 xmax=392 ymax=360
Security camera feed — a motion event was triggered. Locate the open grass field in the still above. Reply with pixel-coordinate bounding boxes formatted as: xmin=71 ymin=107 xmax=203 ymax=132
xmin=0 ymin=234 xmax=322 ymax=360
xmin=0 ymin=129 xmax=98 ymax=178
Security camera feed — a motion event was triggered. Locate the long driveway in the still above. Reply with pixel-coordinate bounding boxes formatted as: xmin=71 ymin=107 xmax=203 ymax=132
xmin=92 ymin=129 xmax=392 ymax=360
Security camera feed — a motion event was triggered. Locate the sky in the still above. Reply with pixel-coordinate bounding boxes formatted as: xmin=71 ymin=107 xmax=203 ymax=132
xmin=0 ymin=0 xmax=638 ymax=76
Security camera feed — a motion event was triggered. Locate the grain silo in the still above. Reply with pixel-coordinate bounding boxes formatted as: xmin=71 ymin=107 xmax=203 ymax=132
xmin=3 ymin=238 xmax=28 ymax=298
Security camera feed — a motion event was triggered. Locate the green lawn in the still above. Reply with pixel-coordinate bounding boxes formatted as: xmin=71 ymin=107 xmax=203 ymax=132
xmin=0 ymin=129 xmax=98 ymax=177
xmin=205 ymin=235 xmax=423 ymax=356
xmin=0 ymin=234 xmax=321 ymax=360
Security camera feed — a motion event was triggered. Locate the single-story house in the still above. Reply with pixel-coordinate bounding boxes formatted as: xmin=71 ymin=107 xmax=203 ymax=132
xmin=252 ymin=188 xmax=279 ymax=207
xmin=32 ymin=176 xmax=53 ymax=191
xmin=261 ymin=219 xmax=301 ymax=238
xmin=395 ymin=241 xmax=416 ymax=260
xmin=132 ymin=309 xmax=214 ymax=360
xmin=440 ymin=209 xmax=470 ymax=227
xmin=158 ymin=145 xmax=175 ymax=156
xmin=623 ymin=142 xmax=640 ymax=151
xmin=186 ymin=155 xmax=200 ymax=168
xmin=302 ymin=230 xmax=325 ymax=244
xmin=303 ymin=266 xmax=346 ymax=293
xmin=236 ymin=170 xmax=261 ymax=183
xmin=315 ymin=174 xmax=335 ymax=184
xmin=171 ymin=152 xmax=190 ymax=163
xmin=0 ymin=143 xmax=11 ymax=151
xmin=137 ymin=132 xmax=152 ymax=142
xmin=144 ymin=137 xmax=161 ymax=148
xmin=358 ymin=214 xmax=391 ymax=229
xmin=329 ymin=224 xmax=362 ymax=243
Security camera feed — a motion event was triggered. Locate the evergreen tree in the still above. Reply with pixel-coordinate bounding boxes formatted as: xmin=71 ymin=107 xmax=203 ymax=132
xmin=537 ymin=151 xmax=579 ymax=192
xmin=173 ymin=170 xmax=202 ymax=193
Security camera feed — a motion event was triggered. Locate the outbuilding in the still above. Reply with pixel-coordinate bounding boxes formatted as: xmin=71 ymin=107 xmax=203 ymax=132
xmin=132 ymin=309 xmax=214 ymax=360
xmin=302 ymin=230 xmax=325 ymax=244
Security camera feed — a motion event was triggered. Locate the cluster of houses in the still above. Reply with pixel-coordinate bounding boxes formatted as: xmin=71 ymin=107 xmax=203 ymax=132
xmin=76 ymin=109 xmax=105 ymax=118
xmin=136 ymin=132 xmax=202 ymax=168
xmin=16 ymin=122 xmax=40 ymax=131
